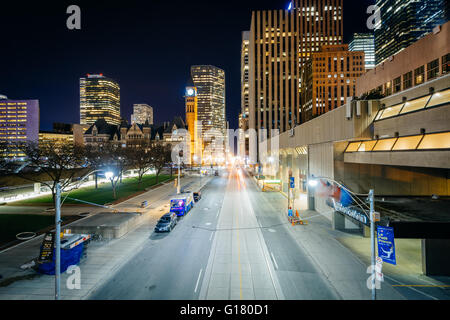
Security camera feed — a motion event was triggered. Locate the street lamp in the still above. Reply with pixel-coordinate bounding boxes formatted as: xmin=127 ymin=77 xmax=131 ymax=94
xmin=308 ymin=176 xmax=376 ymax=300
xmin=178 ymin=150 xmax=183 ymax=194
xmin=105 ymin=171 xmax=114 ymax=180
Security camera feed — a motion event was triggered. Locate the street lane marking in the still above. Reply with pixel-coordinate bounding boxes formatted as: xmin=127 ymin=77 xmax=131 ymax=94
xmin=194 ymin=269 xmax=203 ymax=293
xmin=392 ymin=285 xmax=450 ymax=287
xmin=239 ymin=171 xmax=284 ymax=300
xmin=384 ymin=275 xmax=439 ymax=300
xmin=236 ymin=174 xmax=243 ymax=300
xmin=270 ymin=252 xmax=279 ymax=270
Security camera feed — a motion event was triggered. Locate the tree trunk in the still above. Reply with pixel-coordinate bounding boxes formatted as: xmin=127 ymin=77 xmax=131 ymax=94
xmin=156 ymin=169 xmax=161 ymax=184
xmin=110 ymin=179 xmax=117 ymax=199
xmin=138 ymin=172 xmax=143 ymax=190
xmin=95 ymin=172 xmax=98 ymax=189
xmin=52 ymin=190 xmax=57 ymax=210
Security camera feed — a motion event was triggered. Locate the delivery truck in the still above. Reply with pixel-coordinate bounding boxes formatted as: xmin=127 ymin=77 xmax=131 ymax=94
xmin=169 ymin=192 xmax=194 ymax=216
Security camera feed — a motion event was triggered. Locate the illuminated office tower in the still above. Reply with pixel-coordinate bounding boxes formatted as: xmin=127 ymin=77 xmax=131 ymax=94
xmin=191 ymin=65 xmax=226 ymax=161
xmin=131 ymin=104 xmax=153 ymax=125
xmin=240 ymin=31 xmax=250 ymax=158
xmin=80 ymin=74 xmax=121 ymax=126
xmin=375 ymin=0 xmax=449 ymax=65
xmin=0 ymin=98 xmax=39 ymax=158
xmin=349 ymin=33 xmax=375 ymax=70
xmin=301 ymin=44 xmax=365 ymax=122
xmin=185 ymin=86 xmax=200 ymax=165
xmin=249 ymin=0 xmax=343 ymax=136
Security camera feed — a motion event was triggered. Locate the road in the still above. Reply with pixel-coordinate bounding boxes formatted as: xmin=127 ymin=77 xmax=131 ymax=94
xmin=90 ymin=168 xmax=339 ymax=300
xmin=89 ymin=173 xmax=227 ymax=299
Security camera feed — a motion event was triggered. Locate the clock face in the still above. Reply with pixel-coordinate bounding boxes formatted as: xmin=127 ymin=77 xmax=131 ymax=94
xmin=187 ymin=88 xmax=195 ymax=96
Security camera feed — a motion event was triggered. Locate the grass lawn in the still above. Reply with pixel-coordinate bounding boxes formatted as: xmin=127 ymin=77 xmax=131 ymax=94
xmin=12 ymin=174 xmax=174 ymax=206
xmin=0 ymin=214 xmax=79 ymax=247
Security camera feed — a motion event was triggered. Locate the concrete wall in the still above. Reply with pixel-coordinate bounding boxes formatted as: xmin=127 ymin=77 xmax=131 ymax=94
xmin=374 ymin=75 xmax=450 ymax=138
xmin=309 ymin=142 xmax=334 ymax=220
xmin=335 ymin=162 xmax=450 ymax=196
xmin=356 ymin=21 xmax=450 ymax=96
xmin=375 ymin=105 xmax=450 ymax=138
xmin=344 ymin=151 xmax=450 ymax=170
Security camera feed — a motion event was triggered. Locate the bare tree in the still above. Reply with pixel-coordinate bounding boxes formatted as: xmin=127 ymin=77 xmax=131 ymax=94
xmin=149 ymin=144 xmax=172 ymax=184
xmin=93 ymin=143 xmax=132 ymax=200
xmin=0 ymin=141 xmax=9 ymax=175
xmin=6 ymin=141 xmax=87 ymax=207
xmin=127 ymin=142 xmax=153 ymax=189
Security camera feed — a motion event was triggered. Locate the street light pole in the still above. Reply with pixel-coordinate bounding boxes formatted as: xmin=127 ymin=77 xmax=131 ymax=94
xmin=308 ymin=176 xmax=376 ymax=300
xmin=369 ymin=189 xmax=376 ymax=300
xmin=177 ymin=150 xmax=182 ymax=194
xmin=55 ymin=182 xmax=61 ymax=300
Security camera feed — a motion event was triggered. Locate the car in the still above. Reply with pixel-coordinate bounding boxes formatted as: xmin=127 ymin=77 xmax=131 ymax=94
xmin=193 ymin=192 xmax=201 ymax=202
xmin=154 ymin=212 xmax=178 ymax=233
xmin=141 ymin=200 xmax=149 ymax=208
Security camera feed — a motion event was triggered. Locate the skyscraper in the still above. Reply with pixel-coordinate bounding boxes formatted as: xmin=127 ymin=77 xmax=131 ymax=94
xmin=131 ymin=104 xmax=153 ymax=125
xmin=248 ymin=0 xmax=343 ymax=137
xmin=301 ymin=44 xmax=365 ymax=122
xmin=185 ymin=86 xmax=200 ymax=165
xmin=0 ymin=99 xmax=39 ymax=158
xmin=80 ymin=74 xmax=121 ymax=126
xmin=240 ymin=31 xmax=250 ymax=158
xmin=349 ymin=33 xmax=375 ymax=70
xmin=375 ymin=0 xmax=449 ymax=65
xmin=191 ymin=65 xmax=226 ymax=160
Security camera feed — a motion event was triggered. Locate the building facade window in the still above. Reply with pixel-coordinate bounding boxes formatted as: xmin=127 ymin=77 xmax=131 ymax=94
xmin=427 ymin=59 xmax=439 ymax=80
xmin=385 ymin=81 xmax=392 ymax=96
xmin=403 ymin=71 xmax=412 ymax=90
xmin=414 ymin=66 xmax=425 ymax=85
xmin=393 ymin=77 xmax=401 ymax=93
xmin=442 ymin=53 xmax=450 ymax=74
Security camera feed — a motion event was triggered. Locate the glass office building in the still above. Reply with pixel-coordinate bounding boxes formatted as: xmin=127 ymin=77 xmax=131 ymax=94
xmin=80 ymin=74 xmax=121 ymax=126
xmin=0 ymin=99 xmax=39 ymax=158
xmin=191 ymin=65 xmax=226 ymax=160
xmin=375 ymin=0 xmax=449 ymax=65
xmin=131 ymin=104 xmax=153 ymax=125
xmin=349 ymin=33 xmax=375 ymax=70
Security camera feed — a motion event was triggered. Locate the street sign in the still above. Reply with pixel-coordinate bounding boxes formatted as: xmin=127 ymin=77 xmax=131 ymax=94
xmin=290 ymin=177 xmax=295 ymax=189
xmin=375 ymin=256 xmax=384 ymax=282
xmin=377 ymin=226 xmax=396 ymax=265
xmin=39 ymin=232 xmax=55 ymax=262
xmin=373 ymin=211 xmax=380 ymax=222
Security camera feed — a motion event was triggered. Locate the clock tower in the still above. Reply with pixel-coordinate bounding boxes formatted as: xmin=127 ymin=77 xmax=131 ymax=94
xmin=185 ymin=86 xmax=200 ymax=166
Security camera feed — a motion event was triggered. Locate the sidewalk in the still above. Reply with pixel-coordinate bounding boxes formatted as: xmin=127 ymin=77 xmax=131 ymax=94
xmin=246 ymin=174 xmax=404 ymax=300
xmin=0 ymin=176 xmax=211 ymax=300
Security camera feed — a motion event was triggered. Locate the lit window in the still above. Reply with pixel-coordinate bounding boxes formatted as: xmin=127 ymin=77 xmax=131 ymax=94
xmin=357 ymin=140 xmax=377 ymax=152
xmin=345 ymin=142 xmax=361 ymax=152
xmin=378 ymin=103 xmax=404 ymax=119
xmin=372 ymin=138 xmax=397 ymax=151
xmin=401 ymin=95 xmax=430 ymax=114
xmin=392 ymin=135 xmax=423 ymax=150
xmin=426 ymin=89 xmax=450 ymax=108
xmin=417 ymin=132 xmax=450 ymax=150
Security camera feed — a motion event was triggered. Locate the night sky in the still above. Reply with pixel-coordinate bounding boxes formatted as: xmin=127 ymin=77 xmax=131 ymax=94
xmin=0 ymin=0 xmax=374 ymax=131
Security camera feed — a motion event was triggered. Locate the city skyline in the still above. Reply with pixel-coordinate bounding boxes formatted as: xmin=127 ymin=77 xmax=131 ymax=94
xmin=0 ymin=0 xmax=449 ymax=307
xmin=0 ymin=0 xmax=374 ymax=131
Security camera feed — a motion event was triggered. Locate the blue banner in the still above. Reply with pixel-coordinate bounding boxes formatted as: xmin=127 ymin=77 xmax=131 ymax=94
xmin=290 ymin=177 xmax=295 ymax=188
xmin=377 ymin=226 xmax=396 ymax=265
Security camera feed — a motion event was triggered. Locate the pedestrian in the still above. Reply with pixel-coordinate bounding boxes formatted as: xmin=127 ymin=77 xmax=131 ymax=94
xmin=288 ymin=207 xmax=293 ymax=217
